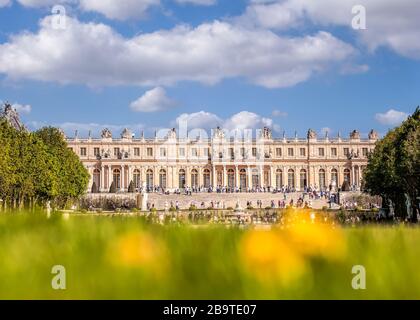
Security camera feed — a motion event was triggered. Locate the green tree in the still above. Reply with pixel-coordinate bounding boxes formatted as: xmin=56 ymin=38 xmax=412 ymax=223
xmin=364 ymin=107 xmax=419 ymax=221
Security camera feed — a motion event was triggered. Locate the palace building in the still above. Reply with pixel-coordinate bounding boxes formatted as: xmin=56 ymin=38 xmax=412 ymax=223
xmin=67 ymin=127 xmax=378 ymax=193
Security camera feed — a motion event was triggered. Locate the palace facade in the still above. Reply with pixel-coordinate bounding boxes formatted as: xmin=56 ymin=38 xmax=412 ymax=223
xmin=67 ymin=127 xmax=378 ymax=193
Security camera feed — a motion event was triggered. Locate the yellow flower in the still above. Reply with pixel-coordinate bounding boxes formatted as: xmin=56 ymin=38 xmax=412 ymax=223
xmin=109 ymin=232 xmax=167 ymax=275
xmin=287 ymin=222 xmax=346 ymax=260
xmin=240 ymin=230 xmax=308 ymax=286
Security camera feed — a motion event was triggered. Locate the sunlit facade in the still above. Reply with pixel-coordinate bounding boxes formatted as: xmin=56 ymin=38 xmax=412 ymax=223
xmin=67 ymin=127 xmax=378 ymax=193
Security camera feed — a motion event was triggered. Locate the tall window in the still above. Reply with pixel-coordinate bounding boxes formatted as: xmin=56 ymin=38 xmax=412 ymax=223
xmin=288 ymin=169 xmax=295 ymax=187
xmin=319 ymin=148 xmax=325 ymax=156
xmin=227 ymin=169 xmax=235 ymax=188
xmin=203 ymin=148 xmax=209 ymax=158
xmin=179 ymin=169 xmax=186 ymax=189
xmin=159 ymin=169 xmax=167 ymax=189
xmin=93 ymin=147 xmax=100 ymax=157
xmin=146 ymin=169 xmax=153 ymax=188
xmin=344 ymin=168 xmax=351 ymax=183
xmin=114 ymin=148 xmax=120 ymax=156
xmin=147 ymin=147 xmax=153 ymax=157
xmin=133 ymin=169 xmax=141 ymax=189
xmin=319 ymin=169 xmax=326 ymax=189
xmin=113 ymin=169 xmax=121 ymax=190
xmin=331 ymin=148 xmax=337 ymax=156
xmin=92 ymin=169 xmax=100 ymax=192
xmin=288 ymin=148 xmax=294 ymax=157
xmin=191 ymin=169 xmax=198 ymax=187
xmin=344 ymin=148 xmax=350 ymax=157
xmin=179 ymin=148 xmax=185 ymax=157
xmin=276 ymin=169 xmax=283 ymax=188
xmin=276 ymin=148 xmax=282 ymax=157
xmin=241 ymin=148 xmax=246 ymax=158
xmin=362 ymin=148 xmax=368 ymax=157
xmin=331 ymin=169 xmax=338 ymax=185
xmin=300 ymin=148 xmax=306 ymax=157
xmin=240 ymin=169 xmax=247 ymax=189
xmin=134 ymin=148 xmax=140 ymax=156
xmin=252 ymin=148 xmax=257 ymax=157
xmin=160 ymin=148 xmax=166 ymax=157
xmin=80 ymin=147 xmax=87 ymax=156
xmin=191 ymin=148 xmax=198 ymax=157
xmin=300 ymin=169 xmax=307 ymax=189
xmin=229 ymin=148 xmax=234 ymax=159
xmin=203 ymin=169 xmax=211 ymax=188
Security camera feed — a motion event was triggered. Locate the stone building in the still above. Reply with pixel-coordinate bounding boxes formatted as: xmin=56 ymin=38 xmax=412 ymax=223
xmin=67 ymin=127 xmax=378 ymax=193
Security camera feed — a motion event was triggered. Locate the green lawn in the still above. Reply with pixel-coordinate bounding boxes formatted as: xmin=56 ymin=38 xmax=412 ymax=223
xmin=0 ymin=212 xmax=419 ymax=300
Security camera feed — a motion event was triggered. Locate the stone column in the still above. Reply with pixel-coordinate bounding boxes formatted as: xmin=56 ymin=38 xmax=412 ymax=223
xmin=108 ymin=165 xmax=112 ymax=191
xmin=212 ymin=165 xmax=217 ymax=188
xmin=121 ymin=165 xmax=125 ymax=191
xmin=259 ymin=165 xmax=263 ymax=187
xmin=247 ymin=165 xmax=252 ymax=188
xmin=270 ymin=166 xmax=274 ymax=188
xmin=223 ymin=165 xmax=227 ymax=187
xmin=235 ymin=165 xmax=239 ymax=188
xmin=100 ymin=165 xmax=105 ymax=192
xmin=352 ymin=166 xmax=356 ymax=186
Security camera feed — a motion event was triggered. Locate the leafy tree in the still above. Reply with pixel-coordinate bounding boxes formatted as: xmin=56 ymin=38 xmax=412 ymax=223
xmin=364 ymin=107 xmax=419 ymax=221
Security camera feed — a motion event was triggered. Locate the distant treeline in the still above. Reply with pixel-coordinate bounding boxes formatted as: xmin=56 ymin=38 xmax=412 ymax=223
xmin=0 ymin=121 xmax=89 ymax=210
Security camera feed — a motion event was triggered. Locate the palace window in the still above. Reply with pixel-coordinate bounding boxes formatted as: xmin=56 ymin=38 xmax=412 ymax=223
xmin=80 ymin=147 xmax=87 ymax=156
xmin=179 ymin=148 xmax=185 ymax=157
xmin=203 ymin=148 xmax=209 ymax=158
xmin=319 ymin=148 xmax=325 ymax=156
xmin=93 ymin=147 xmax=100 ymax=156
xmin=300 ymin=148 xmax=306 ymax=157
xmin=160 ymin=148 xmax=166 ymax=157
xmin=134 ymin=148 xmax=140 ymax=156
xmin=331 ymin=148 xmax=337 ymax=156
xmin=147 ymin=147 xmax=153 ymax=157
xmin=114 ymin=147 xmax=120 ymax=156
xmin=252 ymin=148 xmax=257 ymax=157
xmin=229 ymin=148 xmax=234 ymax=159
xmin=362 ymin=148 xmax=369 ymax=157
xmin=276 ymin=148 xmax=282 ymax=157
xmin=319 ymin=169 xmax=326 ymax=189
xmin=288 ymin=148 xmax=294 ymax=157
xmin=344 ymin=148 xmax=350 ymax=157
xmin=241 ymin=148 xmax=246 ymax=158
xmin=191 ymin=148 xmax=198 ymax=157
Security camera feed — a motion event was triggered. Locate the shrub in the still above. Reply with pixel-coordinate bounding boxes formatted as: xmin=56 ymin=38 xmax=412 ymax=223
xmin=169 ymin=207 xmax=177 ymax=212
xmin=265 ymin=206 xmax=272 ymax=210
xmin=322 ymin=206 xmax=328 ymax=211
xmin=189 ymin=205 xmax=198 ymax=211
xmin=150 ymin=207 xmax=157 ymax=213
xmin=247 ymin=206 xmax=254 ymax=210
xmin=226 ymin=207 xmax=234 ymax=211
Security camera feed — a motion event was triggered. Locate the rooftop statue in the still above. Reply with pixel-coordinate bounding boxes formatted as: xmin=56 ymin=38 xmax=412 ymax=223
xmin=101 ymin=128 xmax=112 ymax=139
xmin=261 ymin=127 xmax=272 ymax=139
xmin=350 ymin=130 xmax=361 ymax=139
xmin=121 ymin=128 xmax=132 ymax=139
xmin=307 ymin=128 xmax=317 ymax=139
xmin=368 ymin=129 xmax=379 ymax=140
xmin=213 ymin=126 xmax=225 ymax=139
xmin=168 ymin=128 xmax=177 ymax=139
xmin=0 ymin=102 xmax=26 ymax=131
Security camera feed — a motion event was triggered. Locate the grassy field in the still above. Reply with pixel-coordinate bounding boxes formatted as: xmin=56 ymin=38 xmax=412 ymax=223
xmin=0 ymin=210 xmax=419 ymax=300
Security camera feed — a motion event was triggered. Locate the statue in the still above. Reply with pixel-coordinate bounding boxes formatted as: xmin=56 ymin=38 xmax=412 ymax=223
xmin=213 ymin=126 xmax=225 ymax=139
xmin=0 ymin=102 xmax=27 ymax=131
xmin=101 ymin=128 xmax=112 ymax=139
xmin=307 ymin=129 xmax=317 ymax=140
xmin=368 ymin=129 xmax=379 ymax=140
xmin=261 ymin=127 xmax=272 ymax=139
xmin=167 ymin=128 xmax=177 ymax=139
xmin=350 ymin=130 xmax=360 ymax=139
xmin=121 ymin=128 xmax=132 ymax=139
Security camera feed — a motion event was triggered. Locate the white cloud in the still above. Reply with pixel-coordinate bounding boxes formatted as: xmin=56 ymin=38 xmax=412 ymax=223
xmin=0 ymin=16 xmax=355 ymax=89
xmin=12 ymin=103 xmax=32 ymax=114
xmin=79 ymin=0 xmax=160 ymax=20
xmin=175 ymin=0 xmax=216 ymax=5
xmin=272 ymin=109 xmax=288 ymax=117
xmin=239 ymin=0 xmax=420 ymax=59
xmin=174 ymin=110 xmax=273 ymax=132
xmin=0 ymin=0 xmax=11 ymax=7
xmin=375 ymin=109 xmax=408 ymax=126
xmin=130 ymin=87 xmax=176 ymax=112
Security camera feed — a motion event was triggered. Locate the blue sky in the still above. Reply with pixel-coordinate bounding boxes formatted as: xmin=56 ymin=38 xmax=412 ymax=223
xmin=0 ymin=0 xmax=419 ymax=138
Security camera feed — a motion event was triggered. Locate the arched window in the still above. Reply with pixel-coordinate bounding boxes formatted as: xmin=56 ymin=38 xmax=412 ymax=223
xmin=344 ymin=168 xmax=351 ymax=183
xmin=288 ymin=169 xmax=295 ymax=188
xmin=179 ymin=169 xmax=186 ymax=189
xmin=93 ymin=168 xmax=100 ymax=192
xmin=227 ymin=168 xmax=235 ymax=188
xmin=159 ymin=169 xmax=167 ymax=189
xmin=133 ymin=169 xmax=141 ymax=189
xmin=300 ymin=169 xmax=307 ymax=190
xmin=113 ymin=169 xmax=121 ymax=190
xmin=191 ymin=169 xmax=198 ymax=187
xmin=203 ymin=169 xmax=211 ymax=188
xmin=276 ymin=169 xmax=283 ymax=188
xmin=252 ymin=168 xmax=260 ymax=188
xmin=319 ymin=169 xmax=326 ymax=189
xmin=240 ymin=168 xmax=247 ymax=189
xmin=331 ymin=169 xmax=338 ymax=185
xmin=146 ymin=169 xmax=153 ymax=189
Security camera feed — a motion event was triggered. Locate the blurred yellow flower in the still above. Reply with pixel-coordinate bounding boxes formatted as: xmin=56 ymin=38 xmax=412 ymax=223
xmin=240 ymin=230 xmax=308 ymax=286
xmin=287 ymin=222 xmax=347 ymax=260
xmin=108 ymin=232 xmax=168 ymax=275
